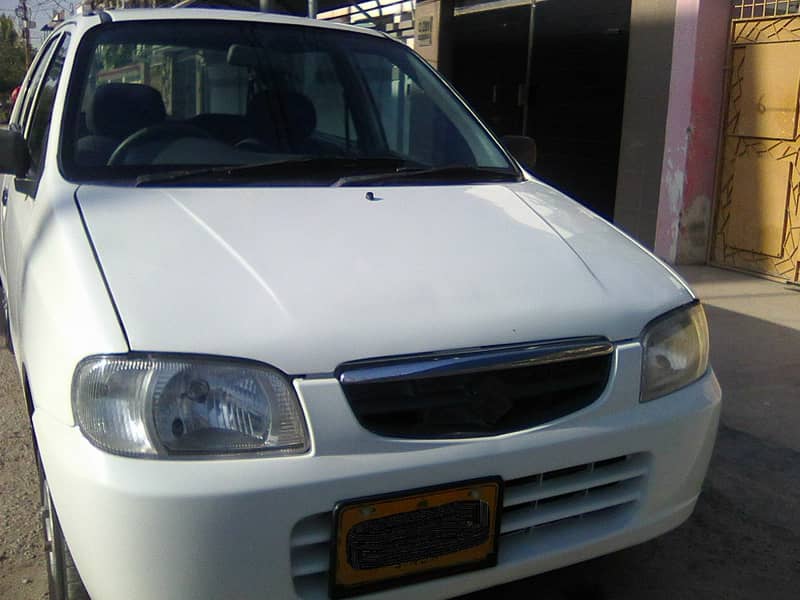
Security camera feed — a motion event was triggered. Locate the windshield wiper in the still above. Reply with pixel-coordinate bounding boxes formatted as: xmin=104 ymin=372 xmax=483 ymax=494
xmin=134 ymin=156 xmax=414 ymax=187
xmin=332 ymin=165 xmax=521 ymax=187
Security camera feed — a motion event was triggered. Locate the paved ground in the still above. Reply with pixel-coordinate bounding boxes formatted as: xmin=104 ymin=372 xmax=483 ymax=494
xmin=0 ymin=350 xmax=46 ymax=600
xmin=0 ymin=265 xmax=798 ymax=599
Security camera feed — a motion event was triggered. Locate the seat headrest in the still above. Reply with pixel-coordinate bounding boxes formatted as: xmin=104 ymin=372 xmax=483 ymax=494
xmin=89 ymin=83 xmax=166 ymax=139
xmin=247 ymin=90 xmax=317 ymax=145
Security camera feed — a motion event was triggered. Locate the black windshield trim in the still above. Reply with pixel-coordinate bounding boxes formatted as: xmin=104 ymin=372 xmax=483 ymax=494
xmin=133 ymin=156 xmax=418 ymax=186
xmin=333 ymin=165 xmax=522 ymax=187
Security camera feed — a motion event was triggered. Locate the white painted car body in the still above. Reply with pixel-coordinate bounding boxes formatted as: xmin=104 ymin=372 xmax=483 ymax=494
xmin=1 ymin=9 xmax=720 ymax=600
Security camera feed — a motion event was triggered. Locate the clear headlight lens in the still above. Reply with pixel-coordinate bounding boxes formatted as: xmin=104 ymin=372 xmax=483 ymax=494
xmin=641 ymin=302 xmax=710 ymax=402
xmin=73 ymin=355 xmax=309 ymax=458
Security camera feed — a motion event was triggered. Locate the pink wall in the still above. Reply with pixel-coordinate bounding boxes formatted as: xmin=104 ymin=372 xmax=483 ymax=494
xmin=654 ymin=0 xmax=730 ymax=263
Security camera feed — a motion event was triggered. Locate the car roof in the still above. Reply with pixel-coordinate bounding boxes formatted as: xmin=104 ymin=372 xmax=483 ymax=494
xmin=56 ymin=8 xmax=387 ymax=40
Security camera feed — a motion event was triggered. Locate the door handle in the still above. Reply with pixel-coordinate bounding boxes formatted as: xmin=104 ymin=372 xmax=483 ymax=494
xmin=1 ymin=189 xmax=7 ymax=207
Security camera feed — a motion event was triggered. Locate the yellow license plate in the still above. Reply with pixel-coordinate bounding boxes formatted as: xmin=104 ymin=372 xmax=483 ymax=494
xmin=330 ymin=478 xmax=503 ymax=598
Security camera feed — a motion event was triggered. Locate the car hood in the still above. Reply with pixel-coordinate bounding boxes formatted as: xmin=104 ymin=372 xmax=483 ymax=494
xmin=76 ymin=181 xmax=692 ymax=374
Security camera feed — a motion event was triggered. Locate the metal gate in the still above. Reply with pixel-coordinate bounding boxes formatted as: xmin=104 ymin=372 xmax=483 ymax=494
xmin=711 ymin=8 xmax=800 ymax=281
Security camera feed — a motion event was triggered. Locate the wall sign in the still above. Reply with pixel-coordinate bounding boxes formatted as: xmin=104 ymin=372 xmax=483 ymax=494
xmin=417 ymin=16 xmax=434 ymax=46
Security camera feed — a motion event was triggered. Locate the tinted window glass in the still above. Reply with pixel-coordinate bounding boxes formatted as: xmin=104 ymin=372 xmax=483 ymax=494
xmin=15 ymin=39 xmax=59 ymax=131
xmin=62 ymin=21 xmax=515 ymax=185
xmin=296 ymin=52 xmax=358 ymax=147
xmin=353 ymin=52 xmax=475 ymax=166
xmin=27 ymin=34 xmax=70 ymax=174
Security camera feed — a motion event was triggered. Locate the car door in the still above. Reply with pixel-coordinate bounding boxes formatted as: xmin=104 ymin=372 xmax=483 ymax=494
xmin=0 ymin=34 xmax=62 ymax=274
xmin=1 ymin=32 xmax=70 ymax=344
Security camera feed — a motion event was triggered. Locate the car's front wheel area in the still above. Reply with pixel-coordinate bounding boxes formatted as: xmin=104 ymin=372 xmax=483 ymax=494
xmin=39 ymin=456 xmax=90 ymax=600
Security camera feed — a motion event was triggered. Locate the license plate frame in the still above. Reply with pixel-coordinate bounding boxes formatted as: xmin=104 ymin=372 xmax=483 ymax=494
xmin=329 ymin=477 xmax=503 ymax=598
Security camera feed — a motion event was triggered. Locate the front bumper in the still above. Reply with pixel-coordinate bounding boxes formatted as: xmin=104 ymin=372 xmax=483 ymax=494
xmin=35 ymin=342 xmax=720 ymax=600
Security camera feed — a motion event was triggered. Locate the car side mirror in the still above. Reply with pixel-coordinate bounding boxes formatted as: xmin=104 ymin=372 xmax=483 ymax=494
xmin=501 ymin=135 xmax=537 ymax=171
xmin=0 ymin=129 xmax=30 ymax=178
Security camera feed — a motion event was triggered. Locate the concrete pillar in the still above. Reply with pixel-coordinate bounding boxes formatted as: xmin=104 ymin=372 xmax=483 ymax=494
xmin=654 ymin=0 xmax=729 ymax=263
xmin=414 ymin=0 xmax=454 ymax=78
xmin=614 ymin=0 xmax=679 ymax=248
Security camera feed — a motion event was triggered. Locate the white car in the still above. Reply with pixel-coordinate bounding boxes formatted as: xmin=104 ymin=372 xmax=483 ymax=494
xmin=0 ymin=9 xmax=720 ymax=600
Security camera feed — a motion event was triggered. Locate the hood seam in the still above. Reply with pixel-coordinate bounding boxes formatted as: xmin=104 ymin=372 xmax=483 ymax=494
xmin=507 ymin=185 xmax=608 ymax=292
xmin=73 ymin=185 xmax=132 ymax=351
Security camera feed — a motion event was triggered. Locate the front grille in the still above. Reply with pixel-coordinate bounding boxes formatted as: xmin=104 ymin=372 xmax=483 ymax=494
xmin=499 ymin=454 xmax=646 ymax=537
xmin=337 ymin=340 xmax=613 ymax=438
xmin=290 ymin=454 xmax=647 ymax=599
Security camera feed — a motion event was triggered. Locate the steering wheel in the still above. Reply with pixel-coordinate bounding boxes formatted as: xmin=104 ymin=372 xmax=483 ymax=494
xmin=107 ymin=123 xmax=213 ymax=166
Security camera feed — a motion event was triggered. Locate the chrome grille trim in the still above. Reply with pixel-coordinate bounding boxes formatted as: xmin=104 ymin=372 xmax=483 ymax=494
xmin=337 ymin=338 xmax=614 ymax=385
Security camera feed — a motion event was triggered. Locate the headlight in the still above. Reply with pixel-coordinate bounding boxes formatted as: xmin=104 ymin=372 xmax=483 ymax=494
xmin=641 ymin=302 xmax=709 ymax=402
xmin=73 ymin=355 xmax=309 ymax=458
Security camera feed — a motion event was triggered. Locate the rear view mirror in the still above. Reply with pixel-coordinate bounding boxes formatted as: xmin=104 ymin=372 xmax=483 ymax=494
xmin=0 ymin=129 xmax=30 ymax=178
xmin=501 ymin=135 xmax=537 ymax=171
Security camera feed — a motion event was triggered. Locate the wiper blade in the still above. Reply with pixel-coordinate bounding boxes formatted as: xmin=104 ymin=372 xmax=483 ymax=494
xmin=134 ymin=156 xmax=413 ymax=186
xmin=333 ymin=165 xmax=520 ymax=187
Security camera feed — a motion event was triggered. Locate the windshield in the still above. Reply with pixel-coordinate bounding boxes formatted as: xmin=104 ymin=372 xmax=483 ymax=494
xmin=60 ymin=20 xmax=518 ymax=185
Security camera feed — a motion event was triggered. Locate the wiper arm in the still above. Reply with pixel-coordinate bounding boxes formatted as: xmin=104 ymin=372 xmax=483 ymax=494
xmin=332 ymin=165 xmax=521 ymax=187
xmin=134 ymin=156 xmax=413 ymax=186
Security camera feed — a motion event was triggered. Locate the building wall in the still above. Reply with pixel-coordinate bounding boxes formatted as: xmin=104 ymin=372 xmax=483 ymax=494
xmin=414 ymin=0 xmax=454 ymax=76
xmin=655 ymin=0 xmax=729 ymax=263
xmin=614 ymin=0 xmax=677 ymax=248
xmin=615 ymin=0 xmax=729 ymax=263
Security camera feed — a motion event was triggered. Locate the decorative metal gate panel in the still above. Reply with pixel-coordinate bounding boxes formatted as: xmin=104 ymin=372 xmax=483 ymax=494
xmin=711 ymin=13 xmax=800 ymax=281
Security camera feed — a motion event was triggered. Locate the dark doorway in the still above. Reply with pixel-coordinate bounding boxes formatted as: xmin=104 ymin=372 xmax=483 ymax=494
xmin=452 ymin=0 xmax=631 ymax=221
xmin=452 ymin=6 xmax=531 ymax=137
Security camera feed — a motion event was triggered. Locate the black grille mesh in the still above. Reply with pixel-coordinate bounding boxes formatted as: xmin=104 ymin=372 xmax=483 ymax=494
xmin=340 ymin=352 xmax=612 ymax=438
xmin=345 ymin=500 xmax=490 ymax=569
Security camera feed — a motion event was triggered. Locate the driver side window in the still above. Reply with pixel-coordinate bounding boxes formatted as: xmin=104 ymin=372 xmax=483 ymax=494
xmin=14 ymin=40 xmax=59 ymax=134
xmin=26 ymin=34 xmax=70 ymax=177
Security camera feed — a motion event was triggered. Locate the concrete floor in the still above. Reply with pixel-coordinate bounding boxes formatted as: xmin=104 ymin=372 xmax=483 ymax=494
xmin=680 ymin=266 xmax=800 ymax=452
xmin=465 ymin=265 xmax=800 ymax=599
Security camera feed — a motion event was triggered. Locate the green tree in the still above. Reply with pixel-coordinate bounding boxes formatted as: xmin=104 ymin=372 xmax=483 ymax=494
xmin=0 ymin=15 xmax=27 ymax=94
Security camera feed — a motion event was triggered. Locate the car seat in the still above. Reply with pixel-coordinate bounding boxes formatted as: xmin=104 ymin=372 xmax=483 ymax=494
xmin=238 ymin=90 xmax=338 ymax=155
xmin=75 ymin=83 xmax=166 ymax=166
